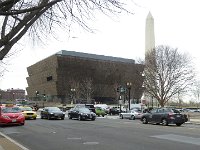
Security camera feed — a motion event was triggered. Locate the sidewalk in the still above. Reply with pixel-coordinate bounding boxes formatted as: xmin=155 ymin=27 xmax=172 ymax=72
xmin=0 ymin=132 xmax=28 ymax=150
xmin=187 ymin=118 xmax=200 ymax=125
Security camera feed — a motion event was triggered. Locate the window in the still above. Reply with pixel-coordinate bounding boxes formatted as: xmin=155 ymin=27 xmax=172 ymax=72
xmin=47 ymin=76 xmax=53 ymax=81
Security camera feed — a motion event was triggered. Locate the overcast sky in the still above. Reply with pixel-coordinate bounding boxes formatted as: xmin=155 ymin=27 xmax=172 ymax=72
xmin=1 ymin=0 xmax=200 ymax=92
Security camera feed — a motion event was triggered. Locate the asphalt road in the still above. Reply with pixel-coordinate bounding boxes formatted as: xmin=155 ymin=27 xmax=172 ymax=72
xmin=0 ymin=117 xmax=200 ymax=150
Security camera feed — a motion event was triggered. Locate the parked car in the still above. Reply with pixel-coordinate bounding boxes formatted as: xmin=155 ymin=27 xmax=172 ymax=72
xmin=95 ymin=107 xmax=106 ymax=117
xmin=94 ymin=104 xmax=109 ymax=114
xmin=73 ymin=104 xmax=96 ymax=113
xmin=108 ymin=107 xmax=121 ymax=115
xmin=19 ymin=106 xmax=37 ymax=120
xmin=0 ymin=104 xmax=25 ymax=126
xmin=40 ymin=107 xmax=65 ymax=120
xmin=141 ymin=108 xmax=188 ymax=126
xmin=120 ymin=109 xmax=143 ymax=120
xmin=68 ymin=107 xmax=96 ymax=121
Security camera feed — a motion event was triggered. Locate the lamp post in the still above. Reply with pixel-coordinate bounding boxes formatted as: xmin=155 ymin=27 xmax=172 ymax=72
xmin=71 ymin=88 xmax=76 ymax=104
xmin=126 ymin=82 xmax=132 ymax=110
xmin=12 ymin=92 xmax=15 ymax=104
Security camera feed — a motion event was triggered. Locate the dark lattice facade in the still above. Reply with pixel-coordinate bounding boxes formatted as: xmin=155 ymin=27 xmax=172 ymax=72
xmin=26 ymin=50 xmax=144 ymax=104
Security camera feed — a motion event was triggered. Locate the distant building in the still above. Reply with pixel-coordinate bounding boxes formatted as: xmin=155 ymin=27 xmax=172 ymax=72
xmin=0 ymin=88 xmax=25 ymax=102
xmin=26 ymin=50 xmax=144 ymax=104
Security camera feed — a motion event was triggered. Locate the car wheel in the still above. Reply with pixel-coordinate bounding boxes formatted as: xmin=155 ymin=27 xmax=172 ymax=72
xmin=162 ymin=119 xmax=168 ymax=126
xmin=34 ymin=117 xmax=36 ymax=120
xmin=78 ymin=115 xmax=82 ymax=121
xmin=61 ymin=117 xmax=65 ymax=120
xmin=41 ymin=115 xmax=44 ymax=119
xmin=68 ymin=114 xmax=72 ymax=119
xmin=92 ymin=118 xmax=96 ymax=121
xmin=176 ymin=123 xmax=182 ymax=126
xmin=142 ymin=117 xmax=148 ymax=124
xmin=21 ymin=122 xmax=25 ymax=126
xmin=102 ymin=115 xmax=105 ymax=117
xmin=131 ymin=115 xmax=135 ymax=120
xmin=120 ymin=114 xmax=123 ymax=119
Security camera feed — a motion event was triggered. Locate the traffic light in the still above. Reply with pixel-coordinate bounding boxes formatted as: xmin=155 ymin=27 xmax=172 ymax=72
xmin=117 ymin=86 xmax=122 ymax=93
xmin=35 ymin=91 xmax=39 ymax=96
xmin=117 ymin=87 xmax=120 ymax=92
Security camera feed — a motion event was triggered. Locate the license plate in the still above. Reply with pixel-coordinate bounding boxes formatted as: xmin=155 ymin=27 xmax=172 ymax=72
xmin=12 ymin=119 xmax=16 ymax=122
xmin=176 ymin=115 xmax=180 ymax=117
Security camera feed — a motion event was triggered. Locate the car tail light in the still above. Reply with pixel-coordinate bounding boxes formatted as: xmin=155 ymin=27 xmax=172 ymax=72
xmin=168 ymin=113 xmax=175 ymax=119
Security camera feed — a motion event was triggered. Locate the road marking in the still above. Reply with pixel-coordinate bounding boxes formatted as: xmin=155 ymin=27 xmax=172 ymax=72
xmin=83 ymin=142 xmax=99 ymax=145
xmin=151 ymin=134 xmax=200 ymax=146
xmin=0 ymin=145 xmax=5 ymax=150
xmin=0 ymin=132 xmax=29 ymax=150
xmin=67 ymin=137 xmax=82 ymax=140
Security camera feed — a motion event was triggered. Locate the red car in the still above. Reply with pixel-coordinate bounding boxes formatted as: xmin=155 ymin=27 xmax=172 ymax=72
xmin=0 ymin=104 xmax=25 ymax=126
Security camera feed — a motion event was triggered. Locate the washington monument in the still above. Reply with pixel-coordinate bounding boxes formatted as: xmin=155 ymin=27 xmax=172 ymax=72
xmin=145 ymin=12 xmax=155 ymax=57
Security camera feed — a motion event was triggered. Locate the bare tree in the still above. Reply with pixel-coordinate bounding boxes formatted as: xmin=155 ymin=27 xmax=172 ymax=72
xmin=80 ymin=78 xmax=93 ymax=103
xmin=144 ymin=45 xmax=195 ymax=107
xmin=0 ymin=0 xmax=132 ymax=60
xmin=191 ymin=80 xmax=200 ymax=108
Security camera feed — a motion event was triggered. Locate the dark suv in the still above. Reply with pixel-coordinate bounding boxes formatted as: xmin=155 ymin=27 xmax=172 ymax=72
xmin=73 ymin=104 xmax=96 ymax=113
xmin=141 ymin=107 xmax=188 ymax=126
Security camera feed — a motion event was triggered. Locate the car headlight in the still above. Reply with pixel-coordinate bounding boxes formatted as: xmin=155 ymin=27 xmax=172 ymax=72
xmin=50 ymin=113 xmax=54 ymax=115
xmin=2 ymin=115 xmax=10 ymax=119
xmin=18 ymin=114 xmax=24 ymax=119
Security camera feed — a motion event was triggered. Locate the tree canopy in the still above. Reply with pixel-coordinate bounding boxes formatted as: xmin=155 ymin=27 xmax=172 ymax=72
xmin=144 ymin=45 xmax=195 ymax=107
xmin=0 ymin=0 xmax=131 ymax=60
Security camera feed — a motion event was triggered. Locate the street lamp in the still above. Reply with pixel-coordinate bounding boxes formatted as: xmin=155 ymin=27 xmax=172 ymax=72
xmin=0 ymin=93 xmax=2 ymax=104
xmin=70 ymin=88 xmax=76 ymax=104
xmin=126 ymin=82 xmax=132 ymax=110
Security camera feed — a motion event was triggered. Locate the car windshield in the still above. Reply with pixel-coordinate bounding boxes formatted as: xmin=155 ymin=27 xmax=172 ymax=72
xmin=172 ymin=109 xmax=180 ymax=113
xmin=48 ymin=107 xmax=61 ymax=111
xmin=21 ymin=107 xmax=33 ymax=111
xmin=2 ymin=107 xmax=21 ymax=113
xmin=79 ymin=108 xmax=91 ymax=113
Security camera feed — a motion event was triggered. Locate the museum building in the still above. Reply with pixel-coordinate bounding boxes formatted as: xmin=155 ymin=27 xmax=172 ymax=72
xmin=26 ymin=50 xmax=144 ymax=104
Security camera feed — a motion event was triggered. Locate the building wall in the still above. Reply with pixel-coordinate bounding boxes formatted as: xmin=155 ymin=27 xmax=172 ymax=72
xmin=26 ymin=51 xmax=144 ymax=104
xmin=0 ymin=88 xmax=25 ymax=103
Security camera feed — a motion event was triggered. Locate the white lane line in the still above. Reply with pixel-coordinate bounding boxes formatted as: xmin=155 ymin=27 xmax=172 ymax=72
xmin=0 ymin=132 xmax=29 ymax=150
xmin=83 ymin=142 xmax=99 ymax=145
xmin=67 ymin=137 xmax=82 ymax=140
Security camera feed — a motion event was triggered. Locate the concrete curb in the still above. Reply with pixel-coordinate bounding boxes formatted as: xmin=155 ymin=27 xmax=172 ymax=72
xmin=0 ymin=132 xmax=29 ymax=150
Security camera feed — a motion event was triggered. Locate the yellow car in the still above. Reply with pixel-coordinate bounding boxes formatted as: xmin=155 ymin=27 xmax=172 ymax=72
xmin=20 ymin=106 xmax=37 ymax=120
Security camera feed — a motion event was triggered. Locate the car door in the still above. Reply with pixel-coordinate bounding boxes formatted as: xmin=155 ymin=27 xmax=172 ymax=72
xmin=154 ymin=108 xmax=164 ymax=123
xmin=123 ymin=110 xmax=131 ymax=118
xmin=69 ymin=108 xmax=76 ymax=118
xmin=72 ymin=108 xmax=79 ymax=118
xmin=149 ymin=109 xmax=159 ymax=123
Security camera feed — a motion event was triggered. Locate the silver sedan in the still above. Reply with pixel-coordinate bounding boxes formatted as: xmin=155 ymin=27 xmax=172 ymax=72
xmin=119 ymin=110 xmax=143 ymax=120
